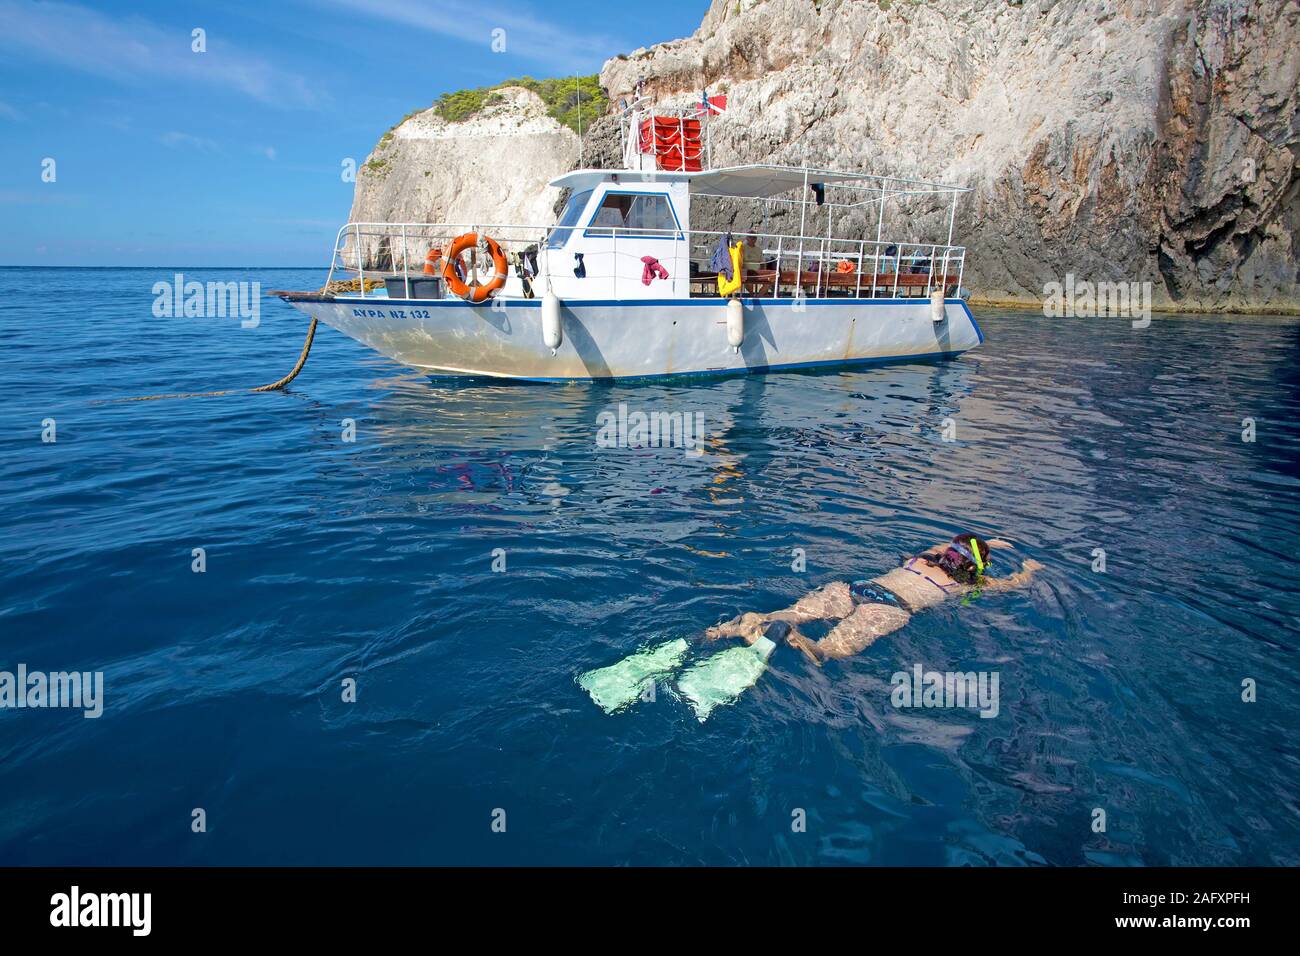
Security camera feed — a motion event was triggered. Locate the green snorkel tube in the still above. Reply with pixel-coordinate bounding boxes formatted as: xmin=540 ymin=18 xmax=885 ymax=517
xmin=959 ymin=536 xmax=986 ymax=605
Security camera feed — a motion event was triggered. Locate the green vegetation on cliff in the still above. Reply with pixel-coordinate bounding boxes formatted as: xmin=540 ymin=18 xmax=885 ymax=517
xmin=431 ymin=75 xmax=606 ymax=133
xmin=433 ymin=87 xmax=505 ymax=123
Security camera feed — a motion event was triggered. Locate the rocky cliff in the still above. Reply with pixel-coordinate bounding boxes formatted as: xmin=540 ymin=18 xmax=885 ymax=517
xmin=354 ymin=0 xmax=1300 ymax=312
xmin=348 ymin=86 xmax=579 ymax=264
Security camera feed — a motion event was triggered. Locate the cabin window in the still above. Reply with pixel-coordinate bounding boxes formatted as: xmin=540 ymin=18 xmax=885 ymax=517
xmin=546 ymin=189 xmax=594 ymax=248
xmin=585 ymin=192 xmax=680 ymax=239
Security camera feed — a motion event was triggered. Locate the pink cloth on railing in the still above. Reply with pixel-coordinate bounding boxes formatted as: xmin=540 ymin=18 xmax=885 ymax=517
xmin=641 ymin=256 xmax=669 ymax=286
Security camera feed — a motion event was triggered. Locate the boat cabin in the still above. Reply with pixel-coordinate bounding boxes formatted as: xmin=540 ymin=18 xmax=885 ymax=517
xmin=540 ymin=171 xmax=693 ymax=300
xmin=533 ymin=163 xmax=971 ymax=302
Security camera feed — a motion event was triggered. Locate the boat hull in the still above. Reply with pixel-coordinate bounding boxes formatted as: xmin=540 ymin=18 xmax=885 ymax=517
xmin=281 ymin=295 xmax=983 ymax=381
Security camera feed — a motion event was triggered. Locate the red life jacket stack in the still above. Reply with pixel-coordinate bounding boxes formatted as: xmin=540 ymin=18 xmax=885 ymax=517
xmin=638 ymin=116 xmax=704 ymax=172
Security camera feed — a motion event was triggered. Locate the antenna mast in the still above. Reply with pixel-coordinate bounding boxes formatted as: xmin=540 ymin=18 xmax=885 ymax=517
xmin=575 ymin=75 xmax=583 ymax=167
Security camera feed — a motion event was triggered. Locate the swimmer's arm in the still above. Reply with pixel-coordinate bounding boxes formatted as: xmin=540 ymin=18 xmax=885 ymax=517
xmin=981 ymin=559 xmax=1043 ymax=592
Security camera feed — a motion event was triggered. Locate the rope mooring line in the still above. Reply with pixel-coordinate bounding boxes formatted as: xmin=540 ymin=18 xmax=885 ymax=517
xmin=95 ymin=317 xmax=317 ymax=405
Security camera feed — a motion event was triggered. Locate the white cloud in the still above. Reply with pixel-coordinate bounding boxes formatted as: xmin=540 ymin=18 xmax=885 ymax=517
xmin=262 ymin=146 xmax=277 ymax=160
xmin=0 ymin=99 xmax=21 ymax=121
xmin=0 ymin=0 xmax=323 ymax=109
xmin=159 ymin=131 xmax=219 ymax=151
xmin=313 ymin=0 xmax=627 ymax=74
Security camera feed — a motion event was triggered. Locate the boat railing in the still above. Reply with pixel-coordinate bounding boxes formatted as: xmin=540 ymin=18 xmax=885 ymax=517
xmin=330 ymin=222 xmax=966 ymax=301
xmin=681 ymin=231 xmax=965 ymax=300
xmin=330 ymin=221 xmax=556 ymax=297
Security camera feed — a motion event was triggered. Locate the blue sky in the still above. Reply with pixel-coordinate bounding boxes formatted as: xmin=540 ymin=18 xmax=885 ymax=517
xmin=0 ymin=0 xmax=707 ymax=266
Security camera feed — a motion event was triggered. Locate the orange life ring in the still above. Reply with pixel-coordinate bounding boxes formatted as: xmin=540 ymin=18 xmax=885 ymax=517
xmin=442 ymin=233 xmax=508 ymax=303
xmin=422 ymin=248 xmax=443 ymax=275
xmin=836 ymin=259 xmax=855 ymax=274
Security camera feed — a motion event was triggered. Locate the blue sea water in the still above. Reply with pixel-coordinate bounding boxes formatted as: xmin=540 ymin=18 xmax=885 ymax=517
xmin=1 ymin=266 xmax=1298 ymax=866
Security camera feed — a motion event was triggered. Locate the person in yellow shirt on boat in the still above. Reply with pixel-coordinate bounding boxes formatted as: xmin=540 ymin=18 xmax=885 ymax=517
xmin=706 ymin=533 xmax=1043 ymax=664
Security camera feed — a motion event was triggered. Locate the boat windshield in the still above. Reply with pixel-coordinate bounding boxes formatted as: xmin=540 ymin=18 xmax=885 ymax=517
xmin=546 ymin=189 xmax=593 ymax=249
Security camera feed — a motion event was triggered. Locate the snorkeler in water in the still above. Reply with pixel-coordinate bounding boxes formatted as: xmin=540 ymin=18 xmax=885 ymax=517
xmin=578 ymin=533 xmax=1042 ymax=720
xmin=706 ymin=534 xmax=1043 ymax=665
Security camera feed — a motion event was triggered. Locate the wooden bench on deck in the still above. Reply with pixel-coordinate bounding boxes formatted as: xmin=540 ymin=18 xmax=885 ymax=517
xmin=689 ymin=270 xmax=959 ymax=298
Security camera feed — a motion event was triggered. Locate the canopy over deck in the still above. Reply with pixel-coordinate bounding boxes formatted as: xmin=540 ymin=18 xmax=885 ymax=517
xmin=548 ymin=169 xmax=694 ymax=192
xmin=549 ymin=164 xmax=971 ymax=205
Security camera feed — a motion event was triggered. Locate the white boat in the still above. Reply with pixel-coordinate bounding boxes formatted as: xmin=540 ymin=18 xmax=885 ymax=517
xmin=279 ymin=100 xmax=982 ymax=381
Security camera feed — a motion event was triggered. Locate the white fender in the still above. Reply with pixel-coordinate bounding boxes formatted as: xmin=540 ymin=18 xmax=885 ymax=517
xmin=929 ymin=288 xmax=946 ymax=323
xmin=542 ymin=292 xmax=562 ymax=352
xmin=726 ymin=297 xmax=744 ymax=350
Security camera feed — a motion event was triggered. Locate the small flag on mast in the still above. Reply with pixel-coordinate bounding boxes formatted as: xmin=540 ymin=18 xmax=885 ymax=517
xmin=696 ymin=90 xmax=728 ymax=116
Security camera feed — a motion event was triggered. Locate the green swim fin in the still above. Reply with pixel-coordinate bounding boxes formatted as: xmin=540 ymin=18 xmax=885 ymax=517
xmin=677 ymin=636 xmax=776 ymax=722
xmin=578 ymin=638 xmax=690 ymax=714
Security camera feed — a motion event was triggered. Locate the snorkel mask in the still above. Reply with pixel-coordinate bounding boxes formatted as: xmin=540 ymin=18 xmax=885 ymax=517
xmin=951 ymin=537 xmax=986 ymax=574
xmin=926 ymin=536 xmax=988 ymax=584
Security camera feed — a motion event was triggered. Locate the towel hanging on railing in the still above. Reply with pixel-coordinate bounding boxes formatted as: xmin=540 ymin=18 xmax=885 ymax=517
xmin=709 ymin=232 xmax=734 ymax=281
xmin=520 ymin=248 xmax=538 ymax=277
xmin=641 ymin=256 xmax=669 ymax=286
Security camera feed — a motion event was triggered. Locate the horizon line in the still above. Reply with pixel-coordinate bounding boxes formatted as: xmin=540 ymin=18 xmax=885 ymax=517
xmin=0 ymin=264 xmax=327 ymax=269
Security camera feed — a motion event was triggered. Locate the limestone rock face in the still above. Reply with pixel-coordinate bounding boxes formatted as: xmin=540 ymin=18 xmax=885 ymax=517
xmin=347 ymin=86 xmax=580 ymax=265
xmin=596 ymin=0 xmax=1298 ymax=311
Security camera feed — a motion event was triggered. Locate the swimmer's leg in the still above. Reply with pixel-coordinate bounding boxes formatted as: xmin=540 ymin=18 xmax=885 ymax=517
xmin=706 ymin=582 xmax=854 ymax=642
xmin=705 ymin=612 xmax=770 ymax=643
xmin=769 ymin=581 xmax=855 ymax=623
xmin=787 ymin=603 xmax=911 ymax=665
